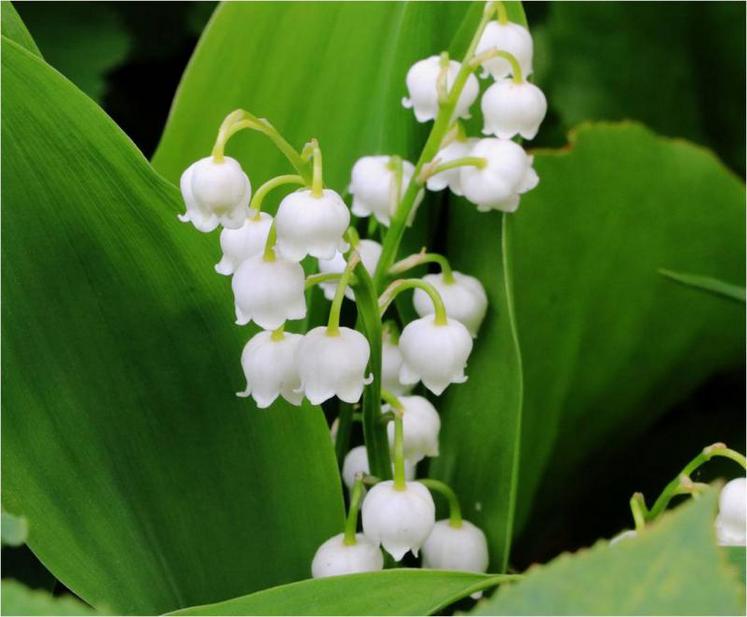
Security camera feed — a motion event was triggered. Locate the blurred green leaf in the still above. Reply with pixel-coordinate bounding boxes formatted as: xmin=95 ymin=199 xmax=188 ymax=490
xmin=170 ymin=569 xmax=510 ymax=616
xmin=659 ymin=269 xmax=745 ymax=303
xmin=0 ymin=580 xmax=98 ymax=616
xmin=470 ymin=490 xmax=744 ymax=615
xmin=723 ymin=547 xmax=746 ymax=586
xmin=1 ymin=510 xmax=29 ymax=547
xmin=1 ymin=36 xmax=344 ymax=615
xmin=1 ymin=2 xmax=41 ymax=57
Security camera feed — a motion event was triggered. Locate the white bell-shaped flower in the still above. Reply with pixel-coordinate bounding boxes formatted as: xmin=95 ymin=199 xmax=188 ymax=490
xmin=402 ymin=56 xmax=479 ymax=123
xmin=232 ymin=254 xmax=306 ymax=330
xmin=460 ymin=138 xmax=538 ymax=213
xmin=317 ymin=240 xmax=382 ymax=301
xmin=413 ymin=272 xmax=488 ymax=337
xmin=382 ymin=336 xmax=414 ymax=396
xmin=482 ymin=79 xmax=547 ymax=140
xmin=715 ymin=477 xmax=746 ymax=546
xmin=384 ymin=396 xmax=440 ymax=463
xmin=215 ymin=212 xmax=273 ymax=276
xmin=311 ymin=532 xmax=384 ymax=578
xmin=426 ymin=138 xmax=478 ymax=197
xmin=179 ymin=156 xmax=251 ymax=232
xmin=296 ymin=327 xmax=372 ymax=405
xmin=236 ymin=330 xmax=303 ymax=408
xmin=361 ymin=480 xmax=435 ymax=560
xmin=275 ymin=188 xmax=350 ymax=261
xmin=475 ymin=21 xmax=533 ymax=80
xmin=399 ymin=316 xmax=473 ymax=395
xmin=342 ymin=445 xmax=415 ymax=490
xmin=422 ymin=519 xmax=489 ymax=572
xmin=349 ymin=156 xmax=417 ymax=226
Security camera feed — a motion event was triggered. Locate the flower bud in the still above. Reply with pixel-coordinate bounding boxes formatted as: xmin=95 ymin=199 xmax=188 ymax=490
xmin=426 ymin=138 xmax=478 ymax=197
xmin=342 ymin=445 xmax=416 ymax=490
xmin=179 ymin=156 xmax=251 ymax=232
xmin=413 ymin=272 xmax=488 ymax=337
xmin=232 ymin=255 xmax=306 ymax=330
xmin=215 ymin=212 xmax=273 ymax=276
xmin=422 ymin=519 xmax=489 ymax=572
xmin=609 ymin=529 xmax=637 ymax=546
xmin=384 ymin=396 xmax=440 ymax=463
xmin=362 ymin=480 xmax=435 ymax=560
xmin=715 ymin=477 xmax=746 ymax=546
xmin=459 ymin=138 xmax=538 ymax=213
xmin=399 ymin=317 xmax=473 ymax=395
xmin=236 ymin=330 xmax=303 ymax=408
xmin=475 ymin=21 xmax=533 ymax=80
xmin=482 ymin=80 xmax=547 ymax=140
xmin=349 ymin=156 xmax=418 ymax=226
xmin=275 ymin=189 xmax=350 ymax=261
xmin=317 ymin=240 xmax=382 ymax=301
xmin=311 ymin=532 xmax=384 ymax=578
xmin=382 ymin=335 xmax=414 ymax=396
xmin=296 ymin=327 xmax=372 ymax=405
xmin=402 ymin=56 xmax=479 ymax=123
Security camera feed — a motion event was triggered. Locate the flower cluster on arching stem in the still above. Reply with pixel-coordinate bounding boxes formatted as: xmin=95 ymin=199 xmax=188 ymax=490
xmin=177 ymin=1 xmax=546 ymax=581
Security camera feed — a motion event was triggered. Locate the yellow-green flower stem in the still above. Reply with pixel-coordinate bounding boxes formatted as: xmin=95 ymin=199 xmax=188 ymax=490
xmin=495 ymin=0 xmax=509 ymax=24
xmin=249 ymin=175 xmax=305 ymax=220
xmin=381 ymin=388 xmax=404 ymax=411
xmin=311 ymin=140 xmax=324 ymax=197
xmin=383 ymin=320 xmax=401 ymax=344
xmin=422 ymin=156 xmax=487 ymax=183
xmin=327 ymin=252 xmax=361 ymax=336
xmin=305 ymin=272 xmax=356 ymax=290
xmin=372 ymin=2 xmax=498 ymax=289
xmin=419 ymin=478 xmax=463 ymax=528
xmin=436 ymin=52 xmax=450 ymax=104
xmin=387 ymin=156 xmax=404 ymax=218
xmin=344 ymin=226 xmax=361 ymax=250
xmin=389 ymin=251 xmax=455 ymax=284
xmin=392 ymin=409 xmax=407 ymax=490
xmin=470 ymin=48 xmax=523 ymax=84
xmin=210 ymin=109 xmax=311 ymax=183
xmin=343 ymin=475 xmax=365 ymax=545
xmin=379 ymin=279 xmax=448 ymax=325
xmin=262 ymin=220 xmax=278 ymax=261
xmin=629 ymin=493 xmax=647 ymax=533
xmin=270 ymin=325 xmax=285 ymax=342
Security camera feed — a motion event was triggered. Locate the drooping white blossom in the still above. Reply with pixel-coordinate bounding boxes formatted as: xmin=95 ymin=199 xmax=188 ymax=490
xmin=215 ymin=212 xmax=273 ymax=275
xmin=426 ymin=138 xmax=479 ymax=197
xmin=399 ymin=316 xmax=473 ymax=395
xmin=275 ymin=188 xmax=350 ymax=261
xmin=459 ymin=138 xmax=538 ymax=213
xmin=421 ymin=519 xmax=489 ymax=572
xmin=342 ymin=445 xmax=416 ymax=490
xmin=475 ymin=21 xmax=533 ymax=80
xmin=349 ymin=156 xmax=418 ymax=226
xmin=237 ymin=330 xmax=303 ymax=408
xmin=232 ymin=254 xmax=306 ymax=330
xmin=384 ymin=396 xmax=440 ymax=463
xmin=413 ymin=272 xmax=488 ymax=337
xmin=317 ymin=240 xmax=382 ymax=301
xmin=362 ymin=480 xmax=435 ymax=561
xmin=381 ymin=334 xmax=413 ymax=396
xmin=715 ymin=477 xmax=746 ymax=546
xmin=296 ymin=327 xmax=372 ymax=405
xmin=482 ymin=79 xmax=547 ymax=140
xmin=402 ymin=56 xmax=480 ymax=123
xmin=311 ymin=533 xmax=384 ymax=578
xmin=179 ymin=156 xmax=251 ymax=232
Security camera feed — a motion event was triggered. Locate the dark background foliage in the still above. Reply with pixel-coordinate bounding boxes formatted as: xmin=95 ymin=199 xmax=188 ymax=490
xmin=8 ymin=0 xmax=745 ymax=593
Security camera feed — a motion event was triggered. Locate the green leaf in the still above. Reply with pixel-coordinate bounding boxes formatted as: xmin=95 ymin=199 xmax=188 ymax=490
xmin=1 ymin=36 xmax=343 ymax=615
xmin=1 ymin=509 xmax=29 ymax=547
xmin=659 ymin=269 xmax=745 ymax=303
xmin=0 ymin=2 xmax=41 ymax=57
xmin=170 ymin=569 xmax=510 ymax=616
xmin=471 ymin=491 xmax=744 ymax=615
xmin=723 ymin=547 xmax=746 ymax=587
xmin=0 ymin=580 xmax=99 ymax=616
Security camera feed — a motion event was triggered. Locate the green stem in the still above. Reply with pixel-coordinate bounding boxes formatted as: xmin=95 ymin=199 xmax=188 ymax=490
xmin=262 ymin=219 xmax=278 ymax=261
xmin=470 ymin=49 xmax=523 ymax=83
xmin=311 ymin=140 xmax=324 ymax=197
xmin=436 ymin=52 xmax=450 ymax=103
xmin=343 ymin=476 xmax=365 ymax=545
xmin=389 ymin=252 xmax=455 ymax=283
xmin=270 ymin=325 xmax=285 ymax=342
xmin=305 ymin=272 xmax=349 ymax=290
xmin=421 ymin=156 xmax=486 ymax=183
xmin=327 ymin=253 xmax=360 ymax=336
xmin=392 ymin=410 xmax=407 ymax=490
xmin=495 ymin=0 xmax=508 ymax=24
xmin=379 ymin=278 xmax=448 ymax=324
xmin=629 ymin=493 xmax=647 ymax=532
xmin=334 ymin=404 xmax=353 ymax=466
xmin=419 ymin=478 xmax=463 ymax=527
xmin=249 ymin=175 xmax=305 ymax=219
xmin=380 ymin=389 xmax=403 ymax=411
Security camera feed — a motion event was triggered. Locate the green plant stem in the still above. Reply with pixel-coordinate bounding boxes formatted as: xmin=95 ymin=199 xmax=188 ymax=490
xmin=629 ymin=493 xmax=647 ymax=532
xmin=327 ymin=253 xmax=360 ymax=336
xmin=311 ymin=140 xmax=324 ymax=197
xmin=380 ymin=389 xmax=403 ymax=411
xmin=495 ymin=0 xmax=508 ymax=24
xmin=470 ymin=49 xmax=523 ymax=83
xmin=419 ymin=478 xmax=463 ymax=527
xmin=389 ymin=251 xmax=455 ymax=283
xmin=249 ymin=175 xmax=304 ymax=219
xmin=343 ymin=476 xmax=365 ymax=545
xmin=422 ymin=156 xmax=486 ymax=182
xmin=392 ymin=410 xmax=407 ymax=490
xmin=334 ymin=404 xmax=353 ymax=466
xmin=379 ymin=278 xmax=448 ymax=324
xmin=270 ymin=325 xmax=285 ymax=342
xmin=262 ymin=220 xmax=278 ymax=261
xmin=305 ymin=272 xmax=353 ymax=290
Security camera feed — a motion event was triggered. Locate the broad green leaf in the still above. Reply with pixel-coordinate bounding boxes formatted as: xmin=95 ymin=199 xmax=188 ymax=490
xmin=170 ymin=569 xmax=512 ymax=616
xmin=0 ymin=580 xmax=98 ymax=616
xmin=1 ymin=2 xmax=41 ymax=57
xmin=470 ymin=491 xmax=744 ymax=615
xmin=659 ymin=269 xmax=745 ymax=303
xmin=723 ymin=547 xmax=746 ymax=586
xmin=1 ymin=510 xmax=29 ymax=547
xmin=2 ymin=36 xmax=343 ymax=615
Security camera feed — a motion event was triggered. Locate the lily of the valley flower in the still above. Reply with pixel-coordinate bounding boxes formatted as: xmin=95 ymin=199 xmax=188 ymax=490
xmin=715 ymin=477 xmax=746 ymax=546
xmin=425 ymin=138 xmax=479 ymax=197
xmin=349 ymin=156 xmax=417 ymax=226
xmin=275 ymin=188 xmax=351 ymax=261
xmin=237 ymin=330 xmax=303 ymax=408
xmin=317 ymin=240 xmax=383 ymax=301
xmin=384 ymin=396 xmax=440 ymax=463
xmin=179 ymin=156 xmax=251 ymax=232
xmin=342 ymin=445 xmax=415 ymax=490
xmin=311 ymin=532 xmax=384 ymax=578
xmin=215 ymin=212 xmax=273 ymax=275
xmin=361 ymin=480 xmax=435 ymax=561
xmin=296 ymin=327 xmax=372 ymax=405
xmin=232 ymin=254 xmax=306 ymax=330
xmin=482 ymin=79 xmax=547 ymax=140
xmin=402 ymin=56 xmax=479 ymax=123
xmin=413 ymin=272 xmax=488 ymax=337
xmin=399 ymin=316 xmax=473 ymax=395
xmin=475 ymin=20 xmax=534 ymax=80
xmin=459 ymin=138 xmax=538 ymax=213
xmin=421 ymin=519 xmax=489 ymax=572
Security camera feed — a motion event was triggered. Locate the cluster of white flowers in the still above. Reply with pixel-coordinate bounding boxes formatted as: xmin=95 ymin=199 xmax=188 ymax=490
xmin=178 ymin=1 xmax=544 ymax=584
